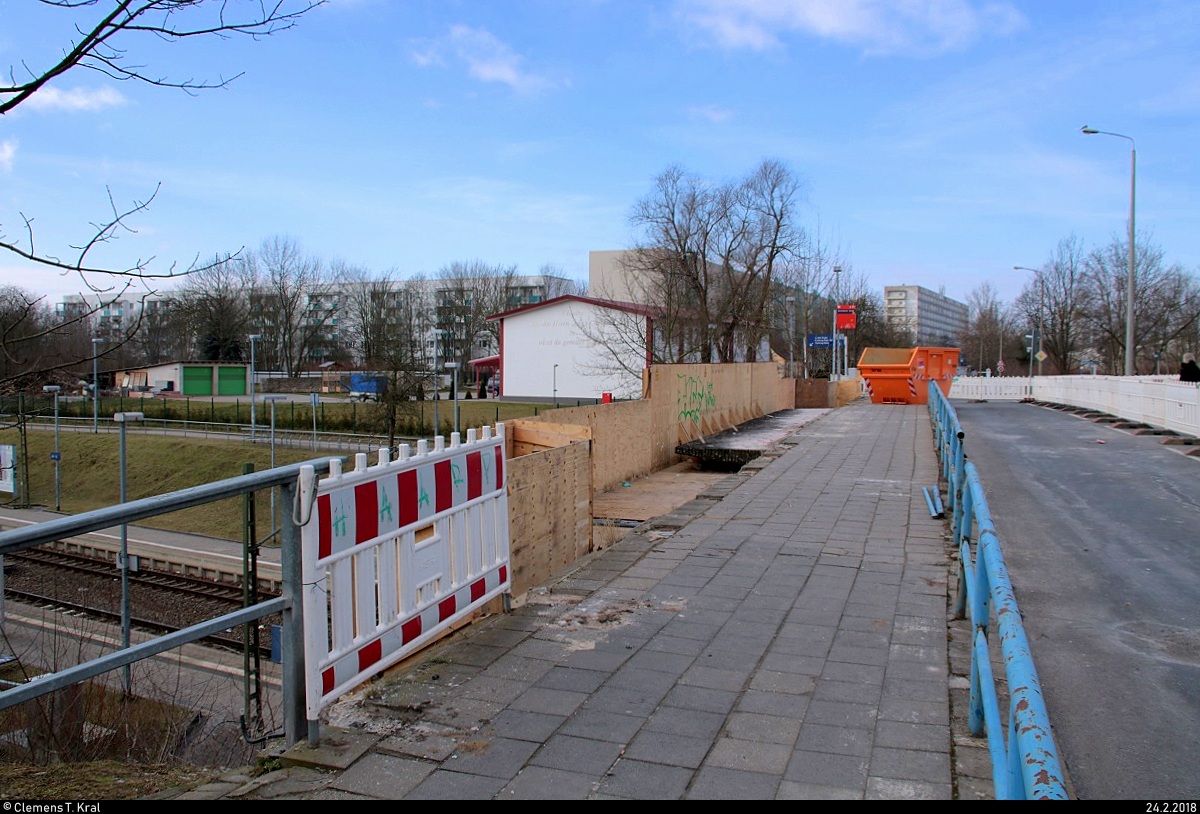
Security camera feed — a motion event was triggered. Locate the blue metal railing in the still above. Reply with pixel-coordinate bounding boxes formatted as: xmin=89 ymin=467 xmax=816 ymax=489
xmin=927 ymin=382 xmax=1068 ymax=800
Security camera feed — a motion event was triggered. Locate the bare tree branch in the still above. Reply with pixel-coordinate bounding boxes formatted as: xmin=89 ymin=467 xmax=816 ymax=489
xmin=1 ymin=1 xmax=325 ymax=114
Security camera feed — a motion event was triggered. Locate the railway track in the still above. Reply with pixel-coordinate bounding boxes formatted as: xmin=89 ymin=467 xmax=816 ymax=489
xmin=9 ymin=547 xmax=275 ymax=604
xmin=3 ymin=548 xmax=279 ymax=657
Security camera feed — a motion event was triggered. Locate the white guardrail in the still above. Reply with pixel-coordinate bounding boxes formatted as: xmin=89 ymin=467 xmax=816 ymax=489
xmin=948 ymin=375 xmax=1200 ymax=438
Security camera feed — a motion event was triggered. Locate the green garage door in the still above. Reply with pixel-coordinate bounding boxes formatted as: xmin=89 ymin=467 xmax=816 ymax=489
xmin=217 ymin=365 xmax=247 ymax=396
xmin=182 ymin=365 xmax=213 ymax=396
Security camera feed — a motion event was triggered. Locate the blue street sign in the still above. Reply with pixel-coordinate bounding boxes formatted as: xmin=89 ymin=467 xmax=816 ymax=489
xmin=50 ymin=451 xmax=61 ymax=461
xmin=807 ymin=334 xmax=846 ymax=349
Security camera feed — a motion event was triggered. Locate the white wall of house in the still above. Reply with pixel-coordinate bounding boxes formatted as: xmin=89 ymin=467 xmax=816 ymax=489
xmin=498 ymin=298 xmax=646 ymax=401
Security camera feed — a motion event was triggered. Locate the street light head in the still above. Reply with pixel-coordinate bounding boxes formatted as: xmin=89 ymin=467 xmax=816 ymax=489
xmin=1081 ymin=126 xmax=1099 ymax=134
xmin=42 ymin=385 xmax=61 ymax=393
xmin=249 ymin=334 xmax=263 ymax=342
xmin=113 ymin=412 xmax=145 ymax=423
xmin=444 ymin=362 xmax=459 ymax=370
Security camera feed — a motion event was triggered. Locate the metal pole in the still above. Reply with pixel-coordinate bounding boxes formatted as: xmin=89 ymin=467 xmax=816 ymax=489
xmin=53 ymin=393 xmax=60 ymax=511
xmin=120 ymin=419 xmax=130 ymax=693
xmin=92 ymin=337 xmax=101 ymax=433
xmin=249 ymin=334 xmax=261 ymax=442
xmin=835 ymin=267 xmax=844 ymax=381
xmin=270 ymin=401 xmax=277 ymax=537
xmin=436 ymin=328 xmax=446 ymax=437
xmin=786 ymin=296 xmax=795 ymax=378
xmin=802 ymin=291 xmax=809 ymax=378
xmin=1127 ymin=145 xmax=1136 ymax=376
xmin=115 ymin=411 xmax=145 ymax=694
xmin=44 ymin=386 xmax=61 ymax=511
xmin=1081 ymin=127 xmax=1136 ymax=375
xmin=453 ymin=368 xmax=460 ymax=434
xmin=1039 ymin=274 xmax=1045 ymax=377
xmin=553 ymin=364 xmax=558 ymax=407
xmin=278 ymin=478 xmax=309 ymax=747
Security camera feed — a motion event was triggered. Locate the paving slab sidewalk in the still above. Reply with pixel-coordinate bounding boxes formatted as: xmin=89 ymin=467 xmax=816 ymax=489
xmin=173 ymin=401 xmax=993 ymax=801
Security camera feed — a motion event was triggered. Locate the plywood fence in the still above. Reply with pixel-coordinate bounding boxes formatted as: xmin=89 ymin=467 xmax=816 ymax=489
xmin=505 ymin=439 xmax=592 ymax=598
xmin=521 ymin=361 xmax=793 ymax=494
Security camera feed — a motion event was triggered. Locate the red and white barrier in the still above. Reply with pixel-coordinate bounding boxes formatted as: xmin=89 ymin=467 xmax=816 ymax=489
xmin=299 ymin=424 xmax=510 ymax=720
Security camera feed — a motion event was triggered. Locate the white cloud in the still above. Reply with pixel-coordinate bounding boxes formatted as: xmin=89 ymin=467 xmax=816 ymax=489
xmin=0 ymin=140 xmax=14 ymax=172
xmin=675 ymin=0 xmax=1027 ymax=56
xmin=687 ymin=105 xmax=734 ymax=124
xmin=410 ymin=25 xmax=556 ymax=93
xmin=24 ymin=86 xmax=126 ymax=113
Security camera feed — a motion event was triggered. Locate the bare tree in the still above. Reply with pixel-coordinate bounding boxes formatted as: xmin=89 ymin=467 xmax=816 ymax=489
xmin=962 ymin=282 xmax=1008 ymax=374
xmin=614 ymin=160 xmax=807 ymax=366
xmin=242 ymin=237 xmax=338 ymax=376
xmin=0 ymin=1 xmax=322 ymax=391
xmin=774 ymin=217 xmax=849 ymax=377
xmin=538 ymin=264 xmax=587 ymax=297
xmin=1079 ymin=233 xmax=1196 ymax=374
xmin=436 ymin=260 xmax=518 ymax=381
xmin=175 ymin=254 xmax=254 ymax=362
xmin=340 ymin=265 xmax=396 ymax=368
xmin=1013 ymin=237 xmax=1089 ymax=375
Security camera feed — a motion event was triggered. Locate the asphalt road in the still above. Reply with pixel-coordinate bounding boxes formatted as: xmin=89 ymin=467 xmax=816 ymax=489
xmin=952 ymin=399 xmax=1200 ymax=800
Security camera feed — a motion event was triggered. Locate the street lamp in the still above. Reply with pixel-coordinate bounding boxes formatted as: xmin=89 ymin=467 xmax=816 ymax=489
xmin=785 ymin=296 xmax=796 ymax=378
xmin=1081 ymin=126 xmax=1136 ymax=376
xmin=114 ymin=410 xmax=144 ymax=695
xmin=248 ymin=334 xmax=262 ymax=442
xmin=42 ymin=385 xmax=61 ymax=511
xmin=1014 ymin=266 xmax=1045 ymax=377
xmin=92 ymin=337 xmax=105 ymax=433
xmin=263 ymin=395 xmax=287 ymax=538
xmin=552 ymin=363 xmax=558 ymax=407
xmin=444 ymin=362 xmax=460 ymax=436
xmin=431 ymin=328 xmax=442 ymax=438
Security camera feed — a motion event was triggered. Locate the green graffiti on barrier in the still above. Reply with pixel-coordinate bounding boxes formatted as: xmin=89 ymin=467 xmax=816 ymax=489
xmin=676 ymin=374 xmax=717 ymax=423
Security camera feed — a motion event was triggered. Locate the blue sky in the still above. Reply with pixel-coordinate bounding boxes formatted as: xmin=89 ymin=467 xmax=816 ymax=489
xmin=2 ymin=0 xmax=1198 ymax=308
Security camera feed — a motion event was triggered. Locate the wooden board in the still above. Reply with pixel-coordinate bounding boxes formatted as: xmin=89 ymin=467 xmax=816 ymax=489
xmin=592 ymin=461 xmax=726 ymax=522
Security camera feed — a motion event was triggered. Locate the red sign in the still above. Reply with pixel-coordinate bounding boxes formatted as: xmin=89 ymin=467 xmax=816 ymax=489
xmin=836 ymin=304 xmax=857 ymax=330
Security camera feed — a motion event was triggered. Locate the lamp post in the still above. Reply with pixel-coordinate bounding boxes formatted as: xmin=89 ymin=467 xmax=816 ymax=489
xmin=263 ymin=395 xmax=287 ymax=538
xmin=444 ymin=362 xmax=460 ymax=435
xmin=553 ymin=364 xmax=558 ymax=407
xmin=431 ymin=329 xmax=441 ymax=437
xmin=831 ymin=266 xmax=842 ymax=380
xmin=785 ymin=296 xmax=796 ymax=378
xmin=114 ymin=410 xmax=144 ymax=695
xmin=1081 ymin=126 xmax=1136 ymax=376
xmin=248 ymin=334 xmax=262 ymax=442
xmin=92 ymin=337 xmax=104 ymax=433
xmin=1014 ymin=266 xmax=1045 ymax=377
xmin=43 ymin=386 xmax=61 ymax=511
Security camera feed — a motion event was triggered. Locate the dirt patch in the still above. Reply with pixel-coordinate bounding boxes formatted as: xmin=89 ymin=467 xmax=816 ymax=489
xmin=0 ymin=759 xmax=220 ymax=800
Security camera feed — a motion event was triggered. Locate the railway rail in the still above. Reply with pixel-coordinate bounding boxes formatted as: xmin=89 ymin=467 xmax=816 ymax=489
xmin=3 ymin=548 xmax=279 ymax=657
xmin=0 ymin=511 xmax=283 ymax=593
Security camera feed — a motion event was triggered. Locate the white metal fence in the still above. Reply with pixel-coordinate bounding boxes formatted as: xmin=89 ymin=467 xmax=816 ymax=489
xmin=948 ymin=374 xmax=1200 ymax=437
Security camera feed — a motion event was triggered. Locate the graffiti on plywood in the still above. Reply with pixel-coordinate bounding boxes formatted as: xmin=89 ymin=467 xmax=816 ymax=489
xmin=676 ymin=374 xmax=717 ymax=423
